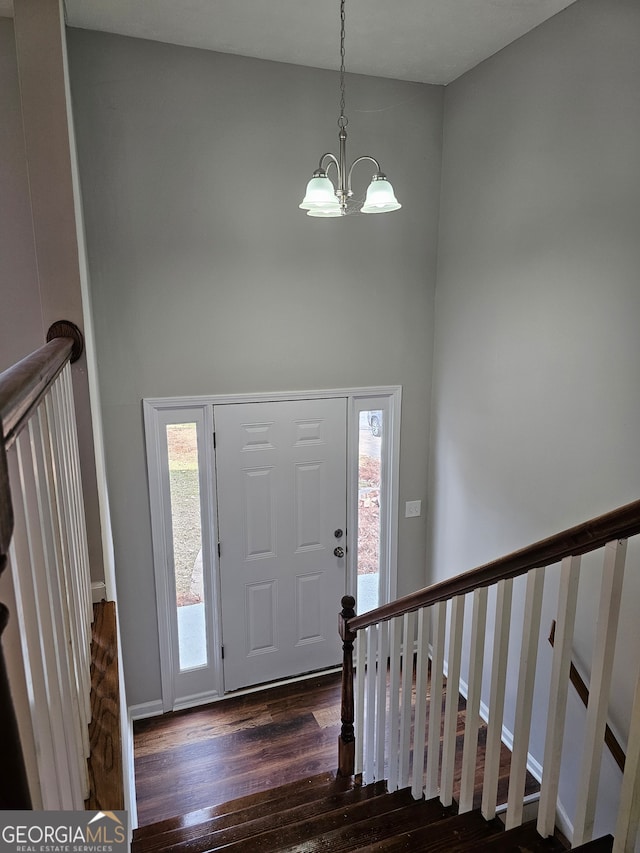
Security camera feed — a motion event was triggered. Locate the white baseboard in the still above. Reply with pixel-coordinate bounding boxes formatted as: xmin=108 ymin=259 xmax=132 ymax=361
xmin=554 ymin=798 xmax=574 ymax=844
xmin=124 ymin=709 xmax=138 ymax=831
xmin=129 ymin=699 xmax=164 ymax=721
xmin=173 ymin=691 xmax=223 ymax=712
xmin=91 ymin=581 xmax=107 ymax=603
xmin=496 ymin=790 xmax=540 ymax=817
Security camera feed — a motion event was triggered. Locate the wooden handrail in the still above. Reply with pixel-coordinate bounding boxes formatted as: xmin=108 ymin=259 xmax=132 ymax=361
xmin=0 ymin=338 xmax=73 ymax=450
xmin=347 ymin=498 xmax=640 ymax=633
xmin=0 ymin=321 xmax=83 ymax=451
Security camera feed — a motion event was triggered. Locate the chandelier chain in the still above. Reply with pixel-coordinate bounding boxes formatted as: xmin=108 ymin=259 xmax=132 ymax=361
xmin=299 ymin=0 xmax=400 ymax=215
xmin=338 ymin=0 xmax=348 ymax=128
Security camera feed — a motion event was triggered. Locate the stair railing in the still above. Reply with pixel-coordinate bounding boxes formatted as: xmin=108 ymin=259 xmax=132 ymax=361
xmin=0 ymin=322 xmax=93 ymax=809
xmin=339 ymin=499 xmax=640 ymax=851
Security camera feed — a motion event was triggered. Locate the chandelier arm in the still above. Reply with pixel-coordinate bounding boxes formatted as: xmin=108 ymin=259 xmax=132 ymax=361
xmin=346 ymin=155 xmax=382 ymax=195
xmin=319 ymin=152 xmax=341 ymax=176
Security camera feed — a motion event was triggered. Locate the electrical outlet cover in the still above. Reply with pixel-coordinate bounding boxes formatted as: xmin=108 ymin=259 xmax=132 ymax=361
xmin=405 ymin=500 xmax=422 ymax=518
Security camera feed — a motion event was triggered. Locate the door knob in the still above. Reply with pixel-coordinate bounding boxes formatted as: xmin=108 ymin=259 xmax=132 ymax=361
xmin=334 ymin=547 xmax=344 ymax=558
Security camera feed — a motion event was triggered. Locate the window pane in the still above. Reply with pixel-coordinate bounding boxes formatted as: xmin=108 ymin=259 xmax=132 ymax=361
xmin=166 ymin=422 xmax=207 ymax=670
xmin=357 ymin=410 xmax=382 ymax=612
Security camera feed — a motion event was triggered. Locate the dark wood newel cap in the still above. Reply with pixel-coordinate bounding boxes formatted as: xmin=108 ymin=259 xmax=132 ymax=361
xmin=46 ymin=320 xmax=84 ymax=363
xmin=341 ymin=595 xmax=356 ymax=612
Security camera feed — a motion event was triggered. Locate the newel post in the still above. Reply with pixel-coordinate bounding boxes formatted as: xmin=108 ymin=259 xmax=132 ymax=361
xmin=338 ymin=594 xmax=357 ymax=777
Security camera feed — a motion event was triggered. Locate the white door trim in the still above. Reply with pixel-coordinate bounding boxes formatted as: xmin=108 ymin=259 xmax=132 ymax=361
xmin=144 ymin=386 xmax=401 ymax=409
xmin=143 ymin=385 xmax=401 ymax=710
xmin=143 ymin=402 xmax=224 ymax=713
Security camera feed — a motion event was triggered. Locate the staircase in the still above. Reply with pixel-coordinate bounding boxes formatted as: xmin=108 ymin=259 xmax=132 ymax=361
xmin=132 ymin=772 xmax=613 ymax=852
xmin=131 ymin=500 xmax=640 ymax=852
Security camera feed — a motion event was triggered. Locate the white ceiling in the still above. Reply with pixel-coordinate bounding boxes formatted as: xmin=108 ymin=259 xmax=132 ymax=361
xmin=1 ymin=0 xmax=579 ymax=85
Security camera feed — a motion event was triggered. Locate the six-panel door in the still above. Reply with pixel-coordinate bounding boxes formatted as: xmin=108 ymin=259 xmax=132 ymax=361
xmin=214 ymin=398 xmax=347 ymax=692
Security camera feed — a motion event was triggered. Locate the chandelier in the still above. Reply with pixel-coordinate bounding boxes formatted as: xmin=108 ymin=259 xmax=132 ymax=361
xmin=299 ymin=0 xmax=401 ymax=217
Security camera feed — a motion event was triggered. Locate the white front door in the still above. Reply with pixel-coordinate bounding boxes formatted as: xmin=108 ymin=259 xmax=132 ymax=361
xmin=214 ymin=398 xmax=347 ymax=692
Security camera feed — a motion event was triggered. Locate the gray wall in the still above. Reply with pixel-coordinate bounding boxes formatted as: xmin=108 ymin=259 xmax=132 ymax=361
xmin=431 ymin=0 xmax=640 ymax=836
xmin=0 ymin=16 xmax=44 ymax=803
xmin=67 ymin=30 xmax=443 ymax=707
xmin=0 ymin=9 xmax=105 ymax=585
xmin=0 ymin=17 xmax=43 ymax=366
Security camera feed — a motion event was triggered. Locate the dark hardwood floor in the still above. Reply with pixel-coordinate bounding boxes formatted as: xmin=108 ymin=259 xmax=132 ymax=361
xmin=133 ymin=670 xmax=539 ymax=827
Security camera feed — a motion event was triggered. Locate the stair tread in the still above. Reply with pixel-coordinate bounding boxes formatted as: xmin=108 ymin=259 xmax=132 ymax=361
xmin=572 ymin=836 xmax=614 ymax=852
xmin=239 ymin=793 xmax=455 ymax=853
xmin=348 ymin=809 xmax=503 ymax=852
xmin=133 ymin=770 xmax=345 ymax=840
xmin=132 ymin=780 xmax=387 ymax=852
xmin=159 ymin=788 xmax=450 ymax=853
xmin=454 ymin=819 xmax=566 ymax=852
xmin=132 ymin=774 xmax=614 ymax=853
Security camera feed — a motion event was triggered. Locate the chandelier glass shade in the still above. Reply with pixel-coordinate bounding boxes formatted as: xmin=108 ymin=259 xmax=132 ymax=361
xmin=299 ymin=0 xmax=401 ymax=218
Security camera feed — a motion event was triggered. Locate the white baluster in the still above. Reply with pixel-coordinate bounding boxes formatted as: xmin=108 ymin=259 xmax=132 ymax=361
xmin=481 ymin=577 xmax=513 ymax=821
xmin=441 ymin=595 xmax=465 ymax=806
xmin=49 ymin=379 xmax=93 ymax=756
xmin=425 ymin=600 xmax=446 ymax=799
xmin=364 ymin=623 xmax=378 ymax=781
xmin=16 ymin=428 xmax=75 ymax=808
xmin=55 ymin=370 xmax=90 ymax=679
xmin=459 ymin=586 xmax=488 ymax=813
xmin=29 ymin=407 xmax=89 ymax=808
xmin=34 ymin=405 xmax=88 ymax=802
xmin=537 ymin=554 xmax=581 ymax=839
xmin=375 ymin=619 xmax=389 ymax=780
xmin=387 ymin=615 xmax=403 ymax=791
xmin=8 ymin=446 xmax=58 ymax=808
xmin=59 ymin=370 xmax=93 ymax=655
xmin=412 ymin=606 xmax=430 ymax=798
xmin=61 ymin=367 xmax=93 ymax=726
xmin=354 ymin=629 xmax=366 ymax=776
xmin=613 ymin=663 xmax=640 ymax=853
xmin=506 ymin=566 xmax=545 ymax=829
xmin=44 ymin=391 xmax=87 ymax=743
xmin=45 ymin=390 xmax=92 ymax=735
xmin=574 ymin=539 xmax=627 ymax=846
xmin=398 ymin=610 xmax=415 ymax=789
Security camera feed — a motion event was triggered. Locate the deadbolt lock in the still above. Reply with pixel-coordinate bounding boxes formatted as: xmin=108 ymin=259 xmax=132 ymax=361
xmin=334 ymin=546 xmax=345 ymax=558
xmin=334 ymin=528 xmax=344 ymax=538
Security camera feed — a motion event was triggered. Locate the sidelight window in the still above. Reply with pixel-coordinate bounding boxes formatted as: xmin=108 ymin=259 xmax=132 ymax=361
xmin=166 ymin=422 xmax=207 ymax=671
